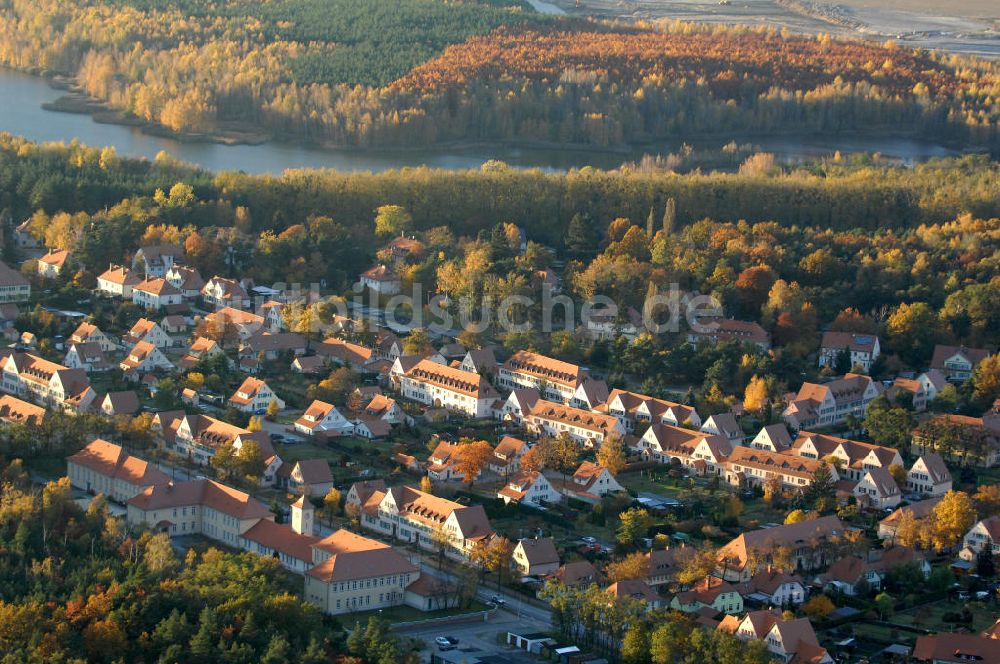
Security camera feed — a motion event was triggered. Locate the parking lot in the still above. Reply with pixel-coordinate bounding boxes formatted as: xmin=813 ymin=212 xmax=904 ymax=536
xmin=396 ymin=611 xmax=550 ymax=663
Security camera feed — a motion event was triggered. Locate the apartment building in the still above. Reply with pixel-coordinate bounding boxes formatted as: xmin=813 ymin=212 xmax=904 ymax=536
xmin=68 ymin=439 xmax=171 ymax=503
xmin=399 ymin=359 xmax=499 ymax=418
xmin=496 ymin=350 xmax=589 ymax=404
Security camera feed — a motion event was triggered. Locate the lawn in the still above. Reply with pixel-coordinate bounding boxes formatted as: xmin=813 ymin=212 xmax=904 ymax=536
xmin=347 ymin=600 xmax=488 ymax=625
xmin=892 ymin=598 xmax=997 ymax=633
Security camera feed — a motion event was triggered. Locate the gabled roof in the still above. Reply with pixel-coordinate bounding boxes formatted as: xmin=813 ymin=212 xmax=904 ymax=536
xmin=931 ymin=344 xmax=991 ymax=370
xmin=691 ymin=317 xmax=770 ymax=344
xmin=134 ymin=278 xmax=181 ymax=296
xmin=128 ymin=478 xmax=272 ymax=520
xmin=0 ymin=261 xmax=28 ymax=288
xmin=68 ymin=439 xmax=170 ymax=487
xmin=880 ymin=496 xmax=942 ymax=529
xmin=98 ymin=264 xmax=141 ymax=286
xmin=502 ymin=350 xmax=587 ymax=388
xmin=306 ymin=529 xmax=417 ymax=582
xmin=549 ymin=560 xmax=600 ymax=587
xmin=913 ymin=633 xmax=1000 ymax=663
xmin=292 ymin=458 xmax=333 ymax=485
xmin=241 ymin=518 xmax=318 ymax=563
xmin=606 ymin=579 xmax=659 ymax=603
xmin=915 ymin=453 xmax=951 ymax=485
xmin=38 ymin=249 xmax=69 ymax=267
xmin=404 ymin=359 xmax=499 ymax=399
xmin=530 ymin=399 xmax=619 ymax=434
xmin=360 ymin=264 xmax=398 ymax=282
xmin=718 ymin=516 xmax=845 ymax=570
xmin=0 ymin=394 xmax=45 ymax=426
xmin=861 ymin=466 xmax=900 ymax=498
xmin=516 ymin=537 xmax=560 ymax=566
xmin=821 ymin=331 xmax=879 ymax=353
xmin=102 ymin=390 xmax=140 ymax=415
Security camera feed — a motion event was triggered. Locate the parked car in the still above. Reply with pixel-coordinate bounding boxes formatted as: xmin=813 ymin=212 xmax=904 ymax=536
xmin=490 ymin=595 xmax=505 ymax=606
xmin=435 ymin=636 xmax=458 ymax=651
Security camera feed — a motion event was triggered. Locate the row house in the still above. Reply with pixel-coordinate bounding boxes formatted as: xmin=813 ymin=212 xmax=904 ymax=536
xmin=912 ymin=413 xmax=1000 ymax=467
xmin=687 ymin=318 xmax=771 ymax=352
xmin=1 ymin=351 xmax=96 ymax=412
xmin=123 ymin=318 xmax=172 ymax=349
xmin=571 ymin=377 xmax=610 ymax=410
xmin=359 ymin=484 xmax=494 ymax=560
xmin=749 ymin=424 xmax=793 ymax=452
xmin=789 ymin=431 xmax=902 ymax=483
xmin=931 ymin=344 xmax=991 ymax=382
xmin=598 ymin=388 xmax=701 ymax=432
xmin=70 ymin=322 xmax=118 ymax=352
xmin=68 ymin=438 xmax=171 ymax=503
xmin=202 ymin=276 xmax=251 ymax=309
xmin=0 ymin=261 xmax=31 ymax=303
xmin=724 ymin=447 xmax=837 ymax=491
xmin=132 ymin=278 xmax=183 ymax=310
xmin=818 ymin=331 xmax=881 ymax=373
xmin=852 ymin=467 xmax=902 ymax=510
xmin=701 ymin=413 xmax=745 ymax=446
xmin=96 ymin=264 xmax=141 ymax=298
xmin=638 ymin=423 xmax=732 ymax=475
xmin=164 ymin=265 xmax=205 ymax=298
xmin=526 ymin=399 xmax=624 ymax=447
xmin=400 ymin=359 xmax=499 ymax=419
xmin=497 ymin=387 xmax=540 ymax=425
xmin=228 ymin=376 xmax=284 ymax=414
xmin=716 ymin=516 xmax=847 ymax=583
xmin=913 ymin=634 xmax=1000 ymax=664
xmin=162 ymin=412 xmax=281 ymax=484
xmin=782 ymin=373 xmax=880 ymax=430
xmin=459 ymin=347 xmax=497 ymax=376
xmin=0 ymin=394 xmax=46 ymax=427
xmin=496 ymin=350 xmax=589 ymax=404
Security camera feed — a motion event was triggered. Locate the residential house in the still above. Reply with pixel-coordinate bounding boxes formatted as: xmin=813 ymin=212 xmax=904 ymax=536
xmin=584 ymin=304 xmax=643 ymax=341
xmin=426 ymin=441 xmax=464 ymax=482
xmin=96 ymin=264 xmax=141 ymax=298
xmin=359 ymin=485 xmax=494 ymax=560
xmin=639 ymin=423 xmax=732 ymax=475
xmin=459 ymin=348 xmax=497 ymax=376
xmin=64 ymin=342 xmax=113 ymax=372
xmin=353 ymin=416 xmax=391 ymax=440
xmin=526 ymin=399 xmax=624 ymax=447
xmin=759 ymin=617 xmax=833 ymax=663
xmin=294 ymin=400 xmax=354 ymax=438
xmin=497 ymin=387 xmax=539 ymax=425
xmin=317 ymin=338 xmax=375 ymax=371
xmin=644 ymin=548 xmax=681 ymax=587
xmin=550 ymin=461 xmax=624 ymax=503
xmin=120 ymin=341 xmax=173 ymax=376
xmin=0 ymin=261 xmax=31 ymax=303
xmin=277 ymin=459 xmax=334 ymax=497
xmin=488 ymin=435 xmax=528 ymax=476
xmin=70 ymin=322 xmax=117 ymax=352
xmin=363 ymin=394 xmax=406 ymax=425
xmin=161 ymin=315 xmax=188 ymax=335
xmin=164 ymin=265 xmax=205 ymax=298
xmin=724 ymin=447 xmax=837 ymax=491
xmin=0 ymin=394 xmax=45 ymax=427
xmin=177 ymin=336 xmax=224 ymax=370
xmin=606 ymin=580 xmax=665 ymax=610
xmin=888 ymin=377 xmax=928 ymax=411
xmin=512 ymin=537 xmax=560 ymax=576
xmin=497 ymin=471 xmax=558 ymax=507
xmin=718 ymin=609 xmax=780 ymax=641
xmin=37 ymin=249 xmax=70 ymax=279
xmin=741 ymin=568 xmax=808 ymax=607
xmin=782 ymin=374 xmax=880 ymax=430
xmin=132 ymin=278 xmax=183 ymax=310
xmin=818 ymin=331 xmax=881 ymax=373
xmin=962 ymin=516 xmax=1000 ymax=556
xmin=853 ymin=467 xmax=902 ymax=510
xmin=1 ymin=352 xmax=96 ymax=412
xmin=878 ymin=497 xmax=942 ymax=543
xmin=241 ymin=331 xmax=307 ymax=360
xmin=701 ymin=413 xmax=745 ymax=446
xmin=548 ymin=560 xmax=600 ymax=588
xmin=918 ymin=369 xmax=949 ymax=402
xmin=822 ymin=547 xmax=929 ymax=596
xmin=749 ymin=424 xmax=793 ymax=452
xmin=359 ymin=264 xmax=401 ymax=295
xmin=203 ymin=307 xmax=266 ymax=342
xmin=373 ymin=329 xmax=404 ymax=362
xmin=688 ymin=318 xmax=771 ymax=351
xmin=228 ymin=377 xmax=285 ymax=414
xmin=913 ymin=633 xmax=1000 ymax=664
xmin=400 ymin=359 xmax=499 ymax=419
xmin=670 ymin=576 xmax=743 ymax=615
xmin=123 ymin=318 xmax=172 ymax=349
xmin=202 ymin=276 xmax=251 ymax=309
xmin=912 ymin=413 xmax=1000 ymax=467
xmin=789 ymin=431 xmax=903 ymax=483
xmin=258 ymin=300 xmax=285 ymax=332
xmin=68 ymin=439 xmax=171 ymax=503
xmin=165 ymin=413 xmax=280 ymax=484
xmin=931 ymin=345 xmax=992 ymax=382
xmin=571 ymin=377 xmax=610 ymax=411
xmin=292 ymin=355 xmax=326 ymax=375
xmin=14 ymin=219 xmax=40 ymax=250
xmin=345 ymin=480 xmax=387 ymax=509
xmin=133 ymin=244 xmax=184 ymax=278
xmin=497 ymin=350 xmax=590 ymax=404
xmin=907 ymin=454 xmax=952 ymax=497
xmin=99 ymin=390 xmax=141 ymax=417
xmin=716 ymin=516 xmax=847 ymax=583
xmin=599 ymin=388 xmax=701 ymax=432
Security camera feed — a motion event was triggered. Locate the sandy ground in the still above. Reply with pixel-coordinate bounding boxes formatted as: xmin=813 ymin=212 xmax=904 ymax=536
xmin=554 ymin=0 xmax=1000 ymax=58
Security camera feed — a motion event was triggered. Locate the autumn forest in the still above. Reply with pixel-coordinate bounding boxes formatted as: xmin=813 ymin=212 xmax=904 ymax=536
xmin=0 ymin=0 xmax=997 ymax=151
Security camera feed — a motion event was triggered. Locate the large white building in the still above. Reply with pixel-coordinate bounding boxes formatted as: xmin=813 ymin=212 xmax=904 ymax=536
xmin=496 ymin=350 xmax=589 ymax=404
xmin=400 ymin=359 xmax=499 ymax=418
xmin=68 ymin=439 xmax=171 ymax=503
xmin=783 ymin=374 xmax=880 ymax=430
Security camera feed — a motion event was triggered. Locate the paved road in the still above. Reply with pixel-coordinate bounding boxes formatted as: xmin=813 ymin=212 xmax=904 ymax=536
xmin=398 ymin=611 xmax=548 ymax=664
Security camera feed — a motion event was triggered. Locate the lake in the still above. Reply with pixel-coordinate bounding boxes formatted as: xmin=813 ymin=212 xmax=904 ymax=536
xmin=0 ymin=67 xmax=966 ymax=175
